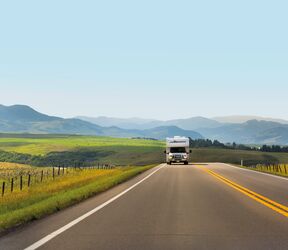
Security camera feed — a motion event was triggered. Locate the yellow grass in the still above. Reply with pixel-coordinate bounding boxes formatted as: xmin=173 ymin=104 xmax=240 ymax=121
xmin=242 ymin=164 xmax=288 ymax=177
xmin=0 ymin=162 xmax=32 ymax=169
xmin=1 ymin=168 xmax=119 ymax=205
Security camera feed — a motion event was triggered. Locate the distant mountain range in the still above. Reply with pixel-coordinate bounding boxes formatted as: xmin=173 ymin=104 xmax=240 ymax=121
xmin=1 ymin=104 xmax=288 ymax=144
xmin=76 ymin=116 xmax=222 ymax=130
xmin=0 ymin=105 xmax=202 ymax=140
xmin=77 ymin=115 xmax=288 ymax=145
xmin=197 ymin=120 xmax=288 ymax=145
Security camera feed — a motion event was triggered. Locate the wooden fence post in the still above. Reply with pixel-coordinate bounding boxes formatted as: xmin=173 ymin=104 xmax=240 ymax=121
xmin=2 ymin=182 xmax=5 ymax=196
xmin=28 ymin=174 xmax=31 ymax=187
xmin=41 ymin=170 xmax=44 ymax=182
xmin=20 ymin=175 xmax=23 ymax=191
xmin=11 ymin=178 xmax=14 ymax=192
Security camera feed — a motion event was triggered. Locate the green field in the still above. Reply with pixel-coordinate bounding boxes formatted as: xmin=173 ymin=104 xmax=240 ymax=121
xmin=0 ymin=135 xmax=165 ymax=166
xmin=0 ymin=135 xmax=164 ymax=155
xmin=1 ymin=134 xmax=288 ymax=166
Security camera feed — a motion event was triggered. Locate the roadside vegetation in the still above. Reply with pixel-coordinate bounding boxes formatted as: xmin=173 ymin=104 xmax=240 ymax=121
xmin=237 ymin=164 xmax=288 ymax=178
xmin=0 ymin=163 xmax=155 ymax=231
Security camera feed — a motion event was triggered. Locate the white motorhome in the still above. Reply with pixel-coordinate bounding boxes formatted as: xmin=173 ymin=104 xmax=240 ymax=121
xmin=165 ymin=136 xmax=191 ymax=165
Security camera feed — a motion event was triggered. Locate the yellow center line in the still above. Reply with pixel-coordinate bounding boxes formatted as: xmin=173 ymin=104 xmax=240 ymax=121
xmin=200 ymin=167 xmax=288 ymax=218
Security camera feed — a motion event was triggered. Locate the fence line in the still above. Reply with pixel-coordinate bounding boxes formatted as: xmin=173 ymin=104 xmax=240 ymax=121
xmin=1 ymin=163 xmax=115 ymax=197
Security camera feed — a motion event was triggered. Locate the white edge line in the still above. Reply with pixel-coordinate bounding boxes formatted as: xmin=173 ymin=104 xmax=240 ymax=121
xmin=24 ymin=164 xmax=166 ymax=250
xmin=219 ymin=163 xmax=288 ymax=181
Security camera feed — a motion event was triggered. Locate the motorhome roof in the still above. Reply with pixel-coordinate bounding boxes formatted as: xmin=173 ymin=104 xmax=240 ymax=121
xmin=167 ymin=136 xmax=189 ymax=142
xmin=166 ymin=137 xmax=189 ymax=147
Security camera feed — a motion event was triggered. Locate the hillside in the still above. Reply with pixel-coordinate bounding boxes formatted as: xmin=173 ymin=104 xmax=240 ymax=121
xmin=213 ymin=115 xmax=288 ymax=124
xmin=139 ymin=126 xmax=203 ymax=140
xmin=0 ymin=104 xmax=59 ymax=122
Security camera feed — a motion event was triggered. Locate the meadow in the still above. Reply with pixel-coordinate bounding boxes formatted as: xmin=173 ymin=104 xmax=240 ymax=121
xmin=1 ymin=134 xmax=288 ymax=166
xmin=0 ymin=135 xmax=165 ymax=166
xmin=0 ymin=135 xmax=164 ymax=155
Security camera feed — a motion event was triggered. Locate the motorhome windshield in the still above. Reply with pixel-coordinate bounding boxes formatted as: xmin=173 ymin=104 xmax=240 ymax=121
xmin=170 ymin=147 xmax=186 ymax=153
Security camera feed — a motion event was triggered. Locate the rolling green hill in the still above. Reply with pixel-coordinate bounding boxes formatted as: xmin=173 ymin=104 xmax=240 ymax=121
xmin=0 ymin=134 xmax=288 ymax=167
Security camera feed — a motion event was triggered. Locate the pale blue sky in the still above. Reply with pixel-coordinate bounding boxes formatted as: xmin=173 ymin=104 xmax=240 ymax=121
xmin=0 ymin=0 xmax=287 ymax=119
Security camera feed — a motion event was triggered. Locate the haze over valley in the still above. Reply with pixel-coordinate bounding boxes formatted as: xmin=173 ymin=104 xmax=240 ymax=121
xmin=1 ymin=104 xmax=288 ymax=145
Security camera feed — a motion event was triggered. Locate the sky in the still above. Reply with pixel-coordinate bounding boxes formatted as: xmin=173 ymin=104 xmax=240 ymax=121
xmin=0 ymin=0 xmax=287 ymax=120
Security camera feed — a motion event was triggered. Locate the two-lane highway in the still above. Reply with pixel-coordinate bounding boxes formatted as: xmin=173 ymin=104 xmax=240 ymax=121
xmin=0 ymin=163 xmax=287 ymax=250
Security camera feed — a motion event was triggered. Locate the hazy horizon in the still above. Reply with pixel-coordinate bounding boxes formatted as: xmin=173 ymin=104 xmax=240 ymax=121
xmin=2 ymin=103 xmax=288 ymax=123
xmin=1 ymin=1 xmax=287 ymax=120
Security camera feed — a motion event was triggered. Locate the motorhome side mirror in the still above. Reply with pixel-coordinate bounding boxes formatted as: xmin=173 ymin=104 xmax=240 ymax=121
xmin=164 ymin=150 xmax=166 ymax=154
xmin=189 ymin=150 xmax=192 ymax=153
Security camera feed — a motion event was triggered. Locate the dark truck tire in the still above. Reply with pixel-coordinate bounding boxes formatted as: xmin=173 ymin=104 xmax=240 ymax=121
xmin=184 ymin=161 xmax=188 ymax=165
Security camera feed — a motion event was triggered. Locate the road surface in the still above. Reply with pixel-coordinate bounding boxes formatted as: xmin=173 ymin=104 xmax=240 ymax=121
xmin=0 ymin=163 xmax=287 ymax=250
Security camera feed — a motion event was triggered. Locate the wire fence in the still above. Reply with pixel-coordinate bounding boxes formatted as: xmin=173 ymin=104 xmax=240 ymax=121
xmin=0 ymin=163 xmax=114 ymax=197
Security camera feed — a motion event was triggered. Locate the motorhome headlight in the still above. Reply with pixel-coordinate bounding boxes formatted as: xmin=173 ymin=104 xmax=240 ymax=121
xmin=183 ymin=155 xmax=188 ymax=159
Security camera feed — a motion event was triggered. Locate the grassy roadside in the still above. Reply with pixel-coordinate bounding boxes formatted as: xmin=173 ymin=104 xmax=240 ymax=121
xmin=232 ymin=164 xmax=288 ymax=178
xmin=0 ymin=165 xmax=156 ymax=232
xmin=191 ymin=148 xmax=288 ymax=165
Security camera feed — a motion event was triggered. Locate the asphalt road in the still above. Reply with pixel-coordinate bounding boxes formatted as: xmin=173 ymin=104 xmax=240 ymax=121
xmin=0 ymin=163 xmax=287 ymax=250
